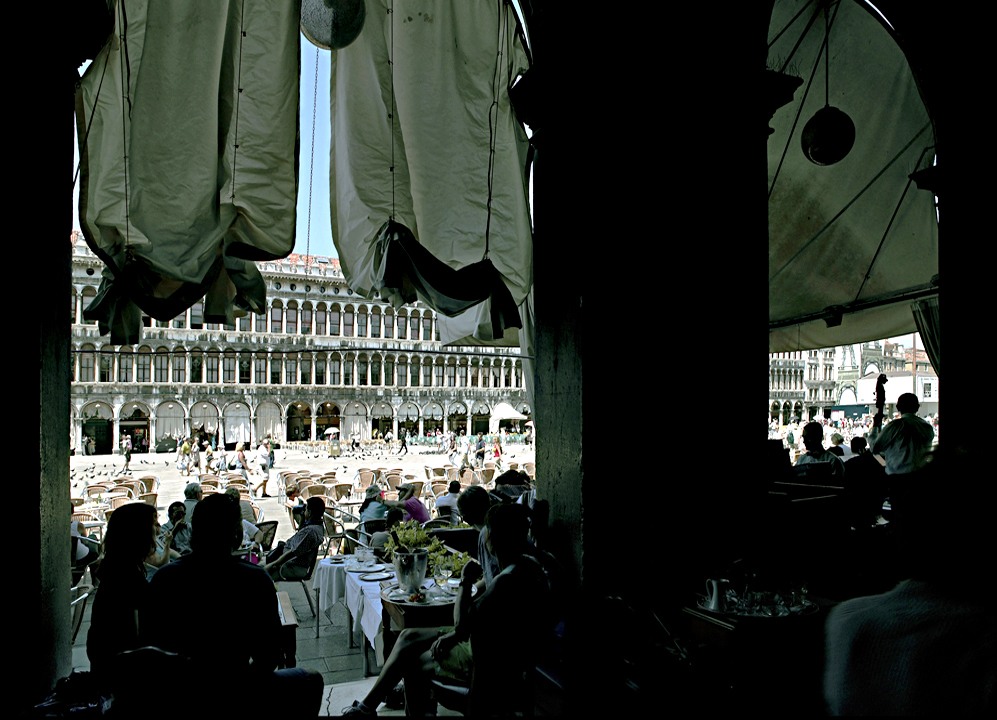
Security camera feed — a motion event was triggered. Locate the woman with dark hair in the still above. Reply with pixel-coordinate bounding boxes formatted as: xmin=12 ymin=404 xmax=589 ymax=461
xmin=86 ymin=502 xmax=166 ymax=678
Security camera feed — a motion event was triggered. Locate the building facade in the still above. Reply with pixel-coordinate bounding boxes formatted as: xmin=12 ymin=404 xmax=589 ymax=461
xmin=70 ymin=233 xmax=530 ymax=454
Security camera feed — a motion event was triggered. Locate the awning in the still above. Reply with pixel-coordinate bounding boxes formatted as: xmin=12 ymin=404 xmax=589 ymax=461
xmin=767 ymin=0 xmax=938 ymax=352
xmin=326 ymin=1 xmax=533 ymax=344
xmin=76 ymin=1 xmax=300 ymax=345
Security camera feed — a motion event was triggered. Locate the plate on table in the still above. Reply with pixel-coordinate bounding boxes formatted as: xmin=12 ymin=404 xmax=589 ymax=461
xmin=347 ymin=563 xmax=385 ymax=573
xmin=387 ymin=587 xmax=430 ymax=604
xmin=327 ymin=555 xmax=345 ymax=564
xmin=359 ymin=571 xmax=394 ymax=582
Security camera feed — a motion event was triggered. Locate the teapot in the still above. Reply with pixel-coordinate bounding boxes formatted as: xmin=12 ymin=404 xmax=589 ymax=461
xmin=704 ymin=578 xmax=730 ymax=612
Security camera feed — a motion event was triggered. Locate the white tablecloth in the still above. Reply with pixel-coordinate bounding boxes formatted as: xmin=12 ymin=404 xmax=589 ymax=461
xmin=312 ymin=558 xmax=348 ymax=614
xmin=345 ymin=569 xmax=390 ymax=665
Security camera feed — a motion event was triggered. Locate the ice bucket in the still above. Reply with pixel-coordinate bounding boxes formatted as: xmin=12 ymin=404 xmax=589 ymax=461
xmin=393 ymin=549 xmax=429 ymax=594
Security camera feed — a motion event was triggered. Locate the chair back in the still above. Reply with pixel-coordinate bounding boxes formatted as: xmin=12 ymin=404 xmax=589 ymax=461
xmin=200 ymin=484 xmax=219 ymax=496
xmin=332 ymin=483 xmax=353 ymax=501
xmin=508 ymin=462 xmax=519 ymax=472
xmin=484 ymin=462 xmax=496 ymax=471
xmin=252 ymin=504 xmax=261 ymax=522
xmin=72 ymin=511 xmax=100 ymax=524
xmin=71 ymin=497 xmax=85 ymax=507
xmin=408 ymin=480 xmax=425 ymax=498
xmin=135 ymin=476 xmax=159 ymax=493
xmin=70 ymin=582 xmax=93 ymax=645
xmin=431 ymin=482 xmax=448 ymax=497
xmin=111 ymin=476 xmax=132 ymax=485
xmin=357 ymin=471 xmax=375 ymax=491
xmin=322 ymin=513 xmax=345 ymax=557
xmin=422 ymin=518 xmax=452 ymax=530
xmin=297 ymin=479 xmax=316 ymax=491
xmin=84 ymin=484 xmax=113 ymax=499
xmin=460 ymin=468 xmax=477 ymax=485
xmin=110 ymin=496 xmax=132 ymax=510
xmin=254 ymin=520 xmax=279 ymax=552
xmin=139 ymin=493 xmax=157 ymax=507
xmin=424 ymin=466 xmax=433 ymax=480
xmin=201 ymin=478 xmax=221 ymax=489
xmin=479 ymin=468 xmax=495 ymax=485
xmin=431 ymin=467 xmax=447 ymax=479
xmin=358 ymin=519 xmax=387 ymax=536
xmin=445 ymin=467 xmax=458 ymax=482
xmin=386 ymin=474 xmax=403 ymax=491
xmin=523 ymin=462 xmax=536 ymax=475
xmin=301 ymin=484 xmax=327 ymax=499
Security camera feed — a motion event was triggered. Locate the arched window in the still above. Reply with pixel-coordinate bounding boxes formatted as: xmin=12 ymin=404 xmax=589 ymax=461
xmin=315 ymin=303 xmax=327 ymax=336
xmin=343 ymin=306 xmax=355 ymax=338
xmin=136 ymin=346 xmax=152 ymax=383
xmin=255 ymin=308 xmax=266 ymax=333
xmin=154 ymin=346 xmax=169 ymax=382
xmin=190 ymin=300 xmax=204 ymax=329
xmin=173 ymin=348 xmax=187 ymax=383
xmin=329 ymin=304 xmax=340 ymax=337
xmin=286 ymin=301 xmax=298 ymax=334
xmin=81 ymin=287 xmax=97 ymax=326
xmin=397 ymin=310 xmax=408 ymax=339
xmin=371 ymin=307 xmax=381 ymax=338
xmin=79 ymin=344 xmax=96 ymax=382
xmin=357 ymin=307 xmax=367 ymax=338
xmin=118 ymin=347 xmax=134 ymax=383
xmin=301 ymin=302 xmax=313 ymax=335
xmin=384 ymin=310 xmax=394 ymax=339
xmin=206 ymin=349 xmax=220 ymax=383
xmin=271 ymin=301 xmax=283 ymax=334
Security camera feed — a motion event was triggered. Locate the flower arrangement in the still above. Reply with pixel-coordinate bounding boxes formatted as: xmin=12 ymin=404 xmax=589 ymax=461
xmin=383 ymin=520 xmax=471 ymax=576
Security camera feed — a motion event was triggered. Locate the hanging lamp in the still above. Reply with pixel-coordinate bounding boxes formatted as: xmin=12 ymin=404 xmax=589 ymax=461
xmin=801 ymin=1 xmax=855 ymax=166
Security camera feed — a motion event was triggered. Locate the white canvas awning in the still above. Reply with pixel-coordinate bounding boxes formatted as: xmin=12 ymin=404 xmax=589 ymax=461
xmin=327 ymin=0 xmax=533 ymax=344
xmin=76 ymin=1 xmax=301 ymax=345
xmin=767 ymin=0 xmax=938 ymax=352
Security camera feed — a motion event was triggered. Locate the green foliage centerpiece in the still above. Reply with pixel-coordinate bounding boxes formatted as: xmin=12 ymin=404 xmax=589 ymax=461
xmin=385 ymin=520 xmax=472 ymax=593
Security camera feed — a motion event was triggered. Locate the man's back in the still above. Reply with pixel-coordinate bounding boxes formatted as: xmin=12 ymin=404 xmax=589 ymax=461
xmin=870 ymin=414 xmax=935 ymax=475
xmin=145 ymin=554 xmax=281 ymax=680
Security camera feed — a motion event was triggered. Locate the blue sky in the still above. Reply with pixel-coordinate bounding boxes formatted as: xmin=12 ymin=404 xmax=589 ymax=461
xmin=73 ymin=37 xmax=338 ymax=259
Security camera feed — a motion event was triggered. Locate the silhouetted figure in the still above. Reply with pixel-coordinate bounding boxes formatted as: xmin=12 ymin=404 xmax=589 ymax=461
xmin=825 ymin=446 xmax=996 ymax=715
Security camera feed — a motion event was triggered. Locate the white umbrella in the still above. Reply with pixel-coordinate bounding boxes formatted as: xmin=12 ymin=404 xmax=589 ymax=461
xmin=324 ymin=428 xmax=340 ymax=436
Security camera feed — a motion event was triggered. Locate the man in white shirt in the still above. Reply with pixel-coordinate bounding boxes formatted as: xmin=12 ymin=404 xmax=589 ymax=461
xmin=867 ymin=393 xmax=935 ymax=476
xmin=434 ymin=480 xmax=462 ymax=521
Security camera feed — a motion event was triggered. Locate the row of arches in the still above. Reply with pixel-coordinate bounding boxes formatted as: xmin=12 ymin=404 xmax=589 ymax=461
xmin=72 ymin=345 xmax=525 ymax=390
xmin=73 ymin=398 xmax=532 ymax=454
xmin=73 ymin=285 xmax=441 ymax=341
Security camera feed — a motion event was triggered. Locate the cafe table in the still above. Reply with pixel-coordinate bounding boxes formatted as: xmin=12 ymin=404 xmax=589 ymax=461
xmin=312 ymin=557 xmax=349 ymax=638
xmin=344 ymin=564 xmax=446 ymax=676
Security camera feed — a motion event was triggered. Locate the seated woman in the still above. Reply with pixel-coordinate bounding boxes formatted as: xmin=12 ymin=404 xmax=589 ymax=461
xmin=370 ymin=508 xmax=404 ymax=556
xmin=358 ymin=485 xmax=388 ymax=523
xmin=383 ymin=484 xmax=429 ymax=524
xmin=87 ymin=502 xmax=168 ymax=679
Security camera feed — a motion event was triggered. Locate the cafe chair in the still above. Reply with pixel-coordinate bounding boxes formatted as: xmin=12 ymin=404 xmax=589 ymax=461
xmin=431 ymin=467 xmax=447 ymax=480
xmin=357 ymin=519 xmax=386 ymax=536
xmin=110 ymin=496 xmax=133 ymax=510
xmin=70 ymin=497 xmax=85 ymax=508
xmin=330 ymin=483 xmax=353 ymax=502
xmin=321 ymin=513 xmax=347 ymax=557
xmin=424 ymin=466 xmax=433 ymax=481
xmin=479 ymin=468 xmax=495 ymax=485
xmin=254 ymin=520 xmax=279 ymax=553
xmin=445 ymin=467 xmax=458 ymax=483
xmin=84 ymin=484 xmax=113 ymax=499
xmin=297 ymin=479 xmax=317 ymax=493
xmin=135 ymin=475 xmax=160 ymax=493
xmin=385 ymin=473 xmax=403 ymax=492
xmin=139 ymin=492 xmax=157 ymax=507
xmin=301 ymin=483 xmax=326 ymax=499
xmin=274 ymin=551 xmax=321 ymax=617
xmin=431 ymin=482 xmax=448 ymax=498
xmin=251 ymin=503 xmax=263 ymax=522
xmin=70 ymin=580 xmax=93 ymax=644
